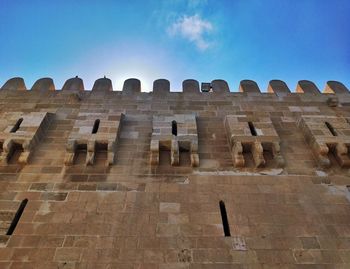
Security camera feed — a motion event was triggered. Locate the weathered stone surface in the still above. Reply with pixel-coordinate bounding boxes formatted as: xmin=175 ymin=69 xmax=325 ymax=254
xmin=299 ymin=115 xmax=350 ymax=167
xmin=150 ymin=114 xmax=199 ymax=167
xmin=268 ymin=80 xmax=291 ymax=95
xmin=225 ymin=114 xmax=284 ymax=168
xmin=0 ymin=76 xmax=349 ymax=268
xmin=324 ymin=80 xmax=349 ymax=94
xmin=1 ymin=77 xmax=27 ymax=91
xmin=0 ymin=112 xmax=53 ymax=164
xmin=122 ymin=78 xmax=141 ymax=94
xmin=211 ymin=79 xmax=230 ymax=93
xmin=153 ymin=79 xmax=170 ymax=95
xmin=296 ymin=80 xmax=320 ymax=94
xmin=239 ymin=80 xmax=261 ymax=93
xmin=31 ymin=78 xmax=55 ymax=91
xmin=65 ymin=112 xmax=124 ymax=166
xmin=183 ymin=79 xmax=199 ymax=94
xmin=62 ymin=76 xmax=84 ymax=91
xmin=92 ymin=77 xmax=113 ymax=91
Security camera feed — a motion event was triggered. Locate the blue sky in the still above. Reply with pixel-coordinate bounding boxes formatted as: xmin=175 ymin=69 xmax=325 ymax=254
xmin=0 ymin=0 xmax=349 ymax=92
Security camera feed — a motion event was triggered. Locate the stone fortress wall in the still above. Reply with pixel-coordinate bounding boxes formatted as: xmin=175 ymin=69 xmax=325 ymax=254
xmin=0 ymin=76 xmax=350 ymax=268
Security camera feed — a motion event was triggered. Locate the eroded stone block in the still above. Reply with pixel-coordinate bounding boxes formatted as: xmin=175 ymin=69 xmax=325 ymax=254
xmin=62 ymin=76 xmax=84 ymax=91
xmin=268 ymin=80 xmax=291 ymax=95
xmin=64 ymin=113 xmax=124 ymax=166
xmin=0 ymin=112 xmax=52 ymax=164
xmin=239 ymin=80 xmax=261 ymax=93
xmin=123 ymin=78 xmax=141 ymax=94
xmin=183 ymin=80 xmax=199 ymax=94
xmin=153 ymin=79 xmax=170 ymax=95
xmin=1 ymin=77 xmax=27 ymax=91
xmin=150 ymin=114 xmax=199 ymax=167
xmin=225 ymin=115 xmax=284 ymax=168
xmin=298 ymin=115 xmax=350 ymax=168
xmin=92 ymin=77 xmax=113 ymax=91
xmin=31 ymin=77 xmax=55 ymax=91
xmin=296 ymin=80 xmax=320 ymax=94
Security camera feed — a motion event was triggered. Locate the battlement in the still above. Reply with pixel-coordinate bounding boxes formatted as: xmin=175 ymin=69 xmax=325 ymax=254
xmin=1 ymin=76 xmax=349 ymax=95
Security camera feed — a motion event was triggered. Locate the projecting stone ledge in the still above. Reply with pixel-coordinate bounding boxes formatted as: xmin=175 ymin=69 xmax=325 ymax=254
xmin=225 ymin=114 xmax=284 ymax=168
xmin=65 ymin=113 xmax=124 ymax=166
xmin=150 ymin=114 xmax=199 ymax=167
xmin=298 ymin=115 xmax=350 ymax=168
xmin=0 ymin=112 xmax=53 ymax=164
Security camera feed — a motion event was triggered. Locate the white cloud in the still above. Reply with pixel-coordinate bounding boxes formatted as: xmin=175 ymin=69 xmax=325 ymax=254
xmin=168 ymin=14 xmax=213 ymax=51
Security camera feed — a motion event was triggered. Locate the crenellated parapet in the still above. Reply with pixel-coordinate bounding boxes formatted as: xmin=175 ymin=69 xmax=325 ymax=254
xmin=298 ymin=115 xmax=350 ymax=168
xmin=150 ymin=114 xmax=199 ymax=167
xmin=0 ymin=112 xmax=52 ymax=164
xmin=65 ymin=113 xmax=124 ymax=166
xmin=1 ymin=77 xmax=348 ymax=96
xmin=225 ymin=114 xmax=284 ymax=168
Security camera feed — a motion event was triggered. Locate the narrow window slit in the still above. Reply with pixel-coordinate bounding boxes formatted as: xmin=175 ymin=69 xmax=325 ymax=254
xmin=172 ymin=120 xmax=177 ymax=136
xmin=248 ymin=121 xmax=257 ymax=136
xmin=10 ymin=118 xmax=23 ymax=133
xmin=219 ymin=200 xmax=231 ymax=237
xmin=6 ymin=199 xmax=28 ymax=235
xmin=325 ymin=122 xmax=337 ymax=136
xmin=92 ymin=119 xmax=100 ymax=134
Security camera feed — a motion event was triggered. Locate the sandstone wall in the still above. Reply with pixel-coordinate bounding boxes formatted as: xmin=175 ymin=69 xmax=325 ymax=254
xmin=0 ymin=77 xmax=350 ymax=268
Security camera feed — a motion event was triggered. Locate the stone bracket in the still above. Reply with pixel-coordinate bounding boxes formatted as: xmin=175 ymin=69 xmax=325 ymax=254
xmin=225 ymin=115 xmax=284 ymax=168
xmin=64 ymin=113 xmax=124 ymax=166
xmin=150 ymin=114 xmax=199 ymax=167
xmin=299 ymin=116 xmax=350 ymax=168
xmin=0 ymin=112 xmax=52 ymax=164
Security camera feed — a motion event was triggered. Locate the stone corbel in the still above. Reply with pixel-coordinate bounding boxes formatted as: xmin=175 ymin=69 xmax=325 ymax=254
xmin=232 ymin=141 xmax=244 ymax=167
xmin=150 ymin=140 xmax=159 ymax=165
xmin=312 ymin=141 xmax=330 ymax=168
xmin=251 ymin=141 xmax=265 ymax=168
xmin=64 ymin=140 xmax=77 ymax=165
xmin=171 ymin=140 xmax=179 ymax=166
xmin=335 ymin=143 xmax=350 ymax=167
xmin=271 ymin=142 xmax=285 ymax=168
xmin=190 ymin=140 xmax=199 ymax=167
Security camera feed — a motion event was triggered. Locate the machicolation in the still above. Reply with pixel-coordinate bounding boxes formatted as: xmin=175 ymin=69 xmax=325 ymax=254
xmin=1 ymin=75 xmax=350 ymax=268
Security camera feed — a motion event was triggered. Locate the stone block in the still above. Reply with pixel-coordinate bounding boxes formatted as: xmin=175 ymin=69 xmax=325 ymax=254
xmin=1 ymin=77 xmax=26 ymax=91
xmin=296 ymin=80 xmax=320 ymax=94
xmin=183 ymin=79 xmax=199 ymax=94
xmin=153 ymin=79 xmax=170 ymax=95
xmin=225 ymin=114 xmax=284 ymax=168
xmin=92 ymin=77 xmax=113 ymax=91
xmin=64 ymin=113 xmax=124 ymax=166
xmin=239 ymin=80 xmax=261 ymax=93
xmin=324 ymin=81 xmax=349 ymax=94
xmin=211 ymin=79 xmax=230 ymax=93
xmin=298 ymin=115 xmax=350 ymax=168
xmin=62 ymin=76 xmax=84 ymax=91
xmin=268 ymin=80 xmax=291 ymax=95
xmin=150 ymin=114 xmax=199 ymax=167
xmin=0 ymin=112 xmax=53 ymax=164
xmin=122 ymin=78 xmax=141 ymax=94
xmin=31 ymin=78 xmax=55 ymax=91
